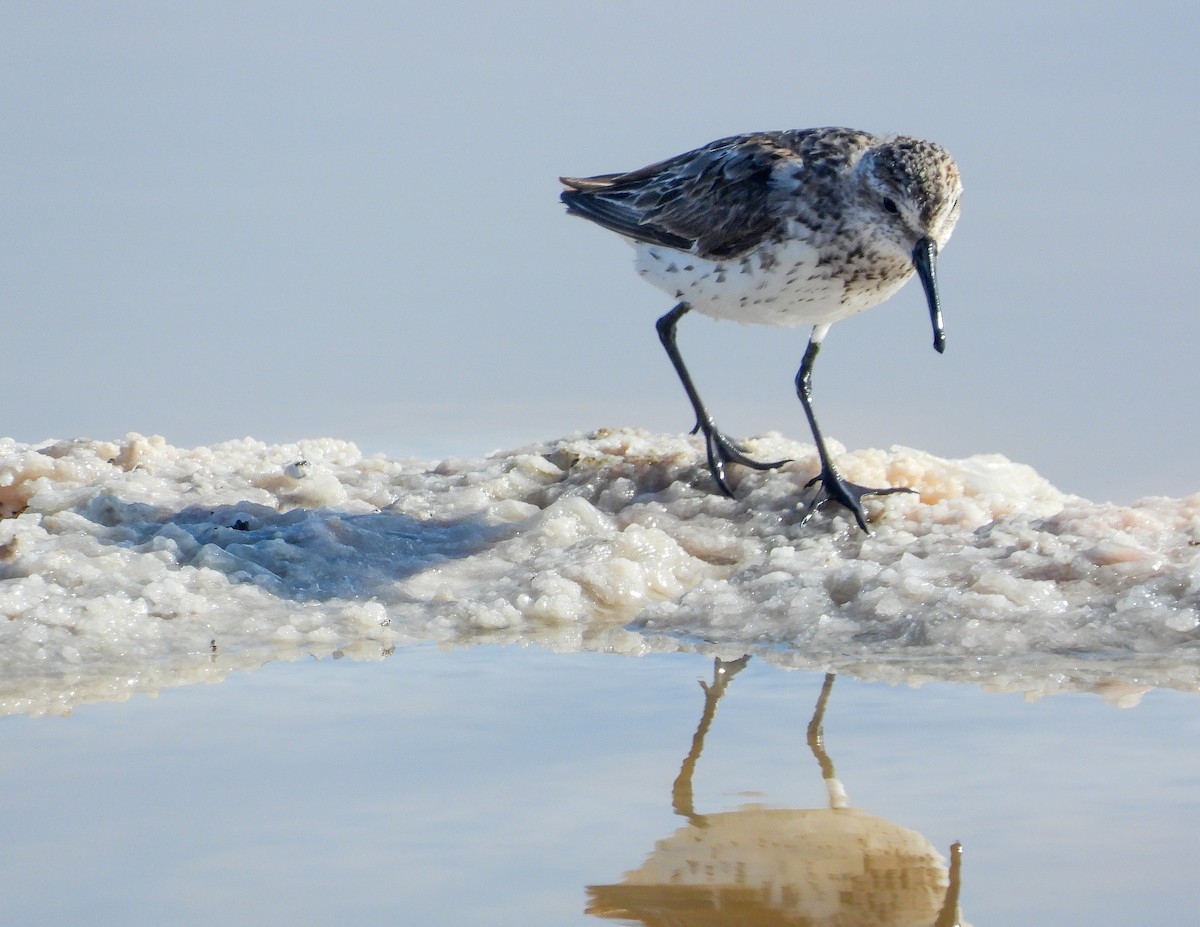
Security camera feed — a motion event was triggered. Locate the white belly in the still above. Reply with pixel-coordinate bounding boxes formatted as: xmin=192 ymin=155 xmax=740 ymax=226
xmin=632 ymin=236 xmax=911 ymax=328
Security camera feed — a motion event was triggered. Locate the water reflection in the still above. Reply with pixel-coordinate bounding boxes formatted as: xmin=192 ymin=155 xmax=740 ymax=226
xmin=587 ymin=660 xmax=967 ymax=926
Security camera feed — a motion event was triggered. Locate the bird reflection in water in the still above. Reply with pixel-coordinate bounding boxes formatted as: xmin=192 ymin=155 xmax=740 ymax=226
xmin=586 ymin=660 xmax=968 ymax=926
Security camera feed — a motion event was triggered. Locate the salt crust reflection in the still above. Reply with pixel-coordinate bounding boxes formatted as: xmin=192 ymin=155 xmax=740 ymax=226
xmin=2 ymin=429 xmax=1198 ymax=715
xmin=587 ymin=659 xmax=968 ymax=926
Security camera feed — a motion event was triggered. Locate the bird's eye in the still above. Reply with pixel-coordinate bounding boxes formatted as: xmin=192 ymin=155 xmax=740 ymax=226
xmin=882 ymin=196 xmax=899 ymax=215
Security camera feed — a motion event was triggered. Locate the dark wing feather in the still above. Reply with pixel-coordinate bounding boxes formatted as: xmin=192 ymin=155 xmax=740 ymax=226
xmin=560 ymin=133 xmax=806 ymax=259
xmin=559 ymin=185 xmax=693 ymax=251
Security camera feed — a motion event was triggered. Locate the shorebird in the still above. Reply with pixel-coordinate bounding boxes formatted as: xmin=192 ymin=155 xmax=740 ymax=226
xmin=560 ymin=127 xmax=961 ymax=532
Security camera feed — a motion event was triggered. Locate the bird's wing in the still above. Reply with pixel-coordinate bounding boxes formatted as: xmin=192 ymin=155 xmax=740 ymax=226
xmin=560 ymin=133 xmax=807 ymax=259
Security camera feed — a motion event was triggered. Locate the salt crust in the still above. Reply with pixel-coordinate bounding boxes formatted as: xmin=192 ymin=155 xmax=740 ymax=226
xmin=2 ymin=429 xmax=1198 ymax=715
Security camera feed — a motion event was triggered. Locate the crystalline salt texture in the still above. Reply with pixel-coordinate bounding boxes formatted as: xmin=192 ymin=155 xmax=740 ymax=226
xmin=0 ymin=429 xmax=1198 ymax=714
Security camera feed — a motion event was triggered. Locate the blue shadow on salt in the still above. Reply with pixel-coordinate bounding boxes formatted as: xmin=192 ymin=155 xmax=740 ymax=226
xmin=85 ymin=496 xmax=507 ymax=602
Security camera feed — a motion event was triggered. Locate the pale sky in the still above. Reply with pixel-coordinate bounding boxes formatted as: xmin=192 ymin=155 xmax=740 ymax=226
xmin=4 ymin=2 xmax=1198 ymax=503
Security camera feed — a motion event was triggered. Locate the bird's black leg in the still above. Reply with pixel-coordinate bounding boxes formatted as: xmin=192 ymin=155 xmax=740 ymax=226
xmin=656 ymin=303 xmax=788 ymax=496
xmin=794 ymin=328 xmax=914 ymax=532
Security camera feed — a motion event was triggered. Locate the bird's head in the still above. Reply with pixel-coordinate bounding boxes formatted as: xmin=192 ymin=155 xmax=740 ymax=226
xmin=855 ymin=138 xmax=962 ymax=353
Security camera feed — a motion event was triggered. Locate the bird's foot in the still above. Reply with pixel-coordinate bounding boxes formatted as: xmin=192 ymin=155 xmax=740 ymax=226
xmin=801 ymin=467 xmax=915 ymax=533
xmin=697 ymin=425 xmax=790 ymax=497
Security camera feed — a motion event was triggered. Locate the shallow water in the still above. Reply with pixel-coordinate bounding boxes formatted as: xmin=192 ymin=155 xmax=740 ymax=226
xmin=1 ymin=644 xmax=1196 ymax=926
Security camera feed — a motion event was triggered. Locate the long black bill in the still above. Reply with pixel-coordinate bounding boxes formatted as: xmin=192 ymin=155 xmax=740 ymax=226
xmin=912 ymin=236 xmax=946 ymax=354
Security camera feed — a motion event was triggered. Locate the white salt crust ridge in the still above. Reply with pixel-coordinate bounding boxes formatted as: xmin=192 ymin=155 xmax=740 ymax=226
xmin=1 ymin=429 xmax=1198 ymax=715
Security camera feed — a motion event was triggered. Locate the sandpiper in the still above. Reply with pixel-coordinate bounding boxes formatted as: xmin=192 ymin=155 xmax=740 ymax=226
xmin=561 ymin=127 xmax=962 ymax=532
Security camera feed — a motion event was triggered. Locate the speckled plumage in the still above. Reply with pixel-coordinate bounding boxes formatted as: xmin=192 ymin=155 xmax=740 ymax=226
xmin=560 ymin=127 xmax=962 ymax=532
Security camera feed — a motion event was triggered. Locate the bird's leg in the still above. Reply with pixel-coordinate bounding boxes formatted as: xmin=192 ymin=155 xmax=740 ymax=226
xmin=656 ymin=302 xmax=788 ymax=496
xmin=794 ymin=326 xmax=914 ymax=532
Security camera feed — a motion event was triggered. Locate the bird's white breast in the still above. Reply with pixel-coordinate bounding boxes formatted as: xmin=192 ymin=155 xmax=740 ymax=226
xmin=631 ymin=236 xmax=901 ymax=328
